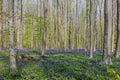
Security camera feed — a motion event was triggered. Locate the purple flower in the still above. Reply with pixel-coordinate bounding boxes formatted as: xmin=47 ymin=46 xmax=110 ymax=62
xmin=40 ymin=55 xmax=48 ymax=58
xmin=55 ymin=61 xmax=60 ymax=64
xmin=118 ymin=64 xmax=120 ymax=69
xmin=19 ymin=61 xmax=26 ymax=66
xmin=36 ymin=61 xmax=44 ymax=67
xmin=97 ymin=60 xmax=101 ymax=63
xmin=48 ymin=61 xmax=54 ymax=65
xmin=91 ymin=61 xmax=97 ymax=65
xmin=46 ymin=48 xmax=58 ymax=53
xmin=61 ymin=59 xmax=65 ymax=62
xmin=100 ymin=68 xmax=106 ymax=71
xmin=94 ymin=49 xmax=103 ymax=53
xmin=79 ymin=49 xmax=86 ymax=53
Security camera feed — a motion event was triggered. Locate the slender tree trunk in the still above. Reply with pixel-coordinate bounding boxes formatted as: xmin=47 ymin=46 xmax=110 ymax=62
xmin=53 ymin=0 xmax=56 ymax=48
xmin=9 ymin=0 xmax=17 ymax=74
xmin=115 ymin=0 xmax=120 ymax=58
xmin=85 ymin=0 xmax=90 ymax=53
xmin=42 ymin=0 xmax=48 ymax=55
xmin=57 ymin=0 xmax=61 ymax=52
xmin=17 ymin=0 xmax=22 ymax=49
xmin=39 ymin=0 xmax=43 ymax=50
xmin=112 ymin=0 xmax=114 ymax=52
xmin=100 ymin=0 xmax=103 ymax=50
xmin=89 ymin=0 xmax=93 ymax=59
xmin=0 ymin=0 xmax=3 ymax=51
xmin=93 ymin=0 xmax=97 ymax=52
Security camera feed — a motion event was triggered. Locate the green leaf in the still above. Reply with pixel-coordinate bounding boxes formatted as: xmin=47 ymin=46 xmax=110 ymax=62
xmin=107 ymin=68 xmax=116 ymax=74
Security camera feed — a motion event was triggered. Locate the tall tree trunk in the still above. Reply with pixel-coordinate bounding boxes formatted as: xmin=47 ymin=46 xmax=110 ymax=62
xmin=85 ymin=0 xmax=90 ymax=53
xmin=115 ymin=0 xmax=120 ymax=58
xmin=17 ymin=0 xmax=22 ymax=49
xmin=9 ymin=0 xmax=17 ymax=74
xmin=53 ymin=0 xmax=57 ymax=48
xmin=100 ymin=0 xmax=104 ymax=50
xmin=93 ymin=0 xmax=97 ymax=52
xmin=89 ymin=0 xmax=93 ymax=59
xmin=42 ymin=0 xmax=48 ymax=55
xmin=57 ymin=0 xmax=61 ymax=52
xmin=103 ymin=0 xmax=112 ymax=64
xmin=0 ymin=0 xmax=3 ymax=51
xmin=39 ymin=0 xmax=43 ymax=50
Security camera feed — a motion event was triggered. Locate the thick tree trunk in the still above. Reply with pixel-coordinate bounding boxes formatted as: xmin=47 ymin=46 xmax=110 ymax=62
xmin=103 ymin=0 xmax=112 ymax=64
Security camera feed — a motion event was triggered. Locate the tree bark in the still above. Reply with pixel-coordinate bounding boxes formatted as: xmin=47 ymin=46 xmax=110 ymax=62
xmin=42 ymin=0 xmax=48 ymax=55
xmin=103 ymin=0 xmax=112 ymax=64
xmin=0 ymin=0 xmax=3 ymax=51
xmin=17 ymin=0 xmax=23 ymax=49
xmin=89 ymin=0 xmax=93 ymax=59
xmin=115 ymin=0 xmax=120 ymax=58
xmin=57 ymin=0 xmax=61 ymax=52
xmin=9 ymin=0 xmax=17 ymax=74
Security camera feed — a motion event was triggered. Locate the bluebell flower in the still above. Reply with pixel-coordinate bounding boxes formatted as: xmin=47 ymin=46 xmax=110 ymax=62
xmin=94 ymin=49 xmax=103 ymax=53
xmin=118 ymin=64 xmax=120 ymax=69
xmin=91 ymin=61 xmax=97 ymax=65
xmin=36 ymin=61 xmax=44 ymax=67
xmin=55 ymin=61 xmax=60 ymax=64
xmin=19 ymin=61 xmax=26 ymax=66
xmin=79 ymin=49 xmax=86 ymax=53
xmin=48 ymin=61 xmax=54 ymax=65
xmin=40 ymin=55 xmax=48 ymax=58
xmin=97 ymin=59 xmax=101 ymax=63
xmin=99 ymin=67 xmax=106 ymax=71
xmin=60 ymin=59 xmax=65 ymax=63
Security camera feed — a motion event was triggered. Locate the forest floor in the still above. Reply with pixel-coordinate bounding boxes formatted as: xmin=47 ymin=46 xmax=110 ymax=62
xmin=0 ymin=51 xmax=120 ymax=80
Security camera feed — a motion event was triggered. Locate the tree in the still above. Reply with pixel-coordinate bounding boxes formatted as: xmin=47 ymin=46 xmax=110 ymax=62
xmin=115 ymin=0 xmax=120 ymax=58
xmin=53 ymin=0 xmax=57 ymax=49
xmin=17 ymin=0 xmax=23 ymax=49
xmin=99 ymin=0 xmax=104 ymax=50
xmin=85 ymin=0 xmax=90 ymax=53
xmin=57 ymin=0 xmax=61 ymax=51
xmin=42 ymin=0 xmax=48 ymax=55
xmin=93 ymin=0 xmax=97 ymax=52
xmin=89 ymin=0 xmax=93 ymax=59
xmin=68 ymin=0 xmax=72 ymax=49
xmin=103 ymin=0 xmax=112 ymax=64
xmin=9 ymin=0 xmax=17 ymax=74
xmin=0 ymin=0 xmax=3 ymax=51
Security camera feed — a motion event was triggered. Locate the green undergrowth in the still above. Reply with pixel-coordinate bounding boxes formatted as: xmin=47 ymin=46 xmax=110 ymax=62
xmin=0 ymin=52 xmax=120 ymax=80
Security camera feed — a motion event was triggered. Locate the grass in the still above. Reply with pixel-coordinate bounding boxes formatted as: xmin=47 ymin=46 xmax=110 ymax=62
xmin=0 ymin=51 xmax=120 ymax=80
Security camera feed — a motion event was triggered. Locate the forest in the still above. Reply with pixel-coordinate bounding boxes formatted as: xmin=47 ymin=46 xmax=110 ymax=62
xmin=0 ymin=0 xmax=120 ymax=80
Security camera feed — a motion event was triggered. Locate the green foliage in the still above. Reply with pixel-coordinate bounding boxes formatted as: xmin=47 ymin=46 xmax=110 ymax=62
xmin=107 ymin=68 xmax=120 ymax=80
xmin=2 ymin=27 xmax=9 ymax=47
xmin=0 ymin=53 xmax=120 ymax=80
xmin=22 ymin=12 xmax=44 ymax=47
xmin=21 ymin=66 xmax=45 ymax=80
xmin=0 ymin=50 xmax=9 ymax=56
